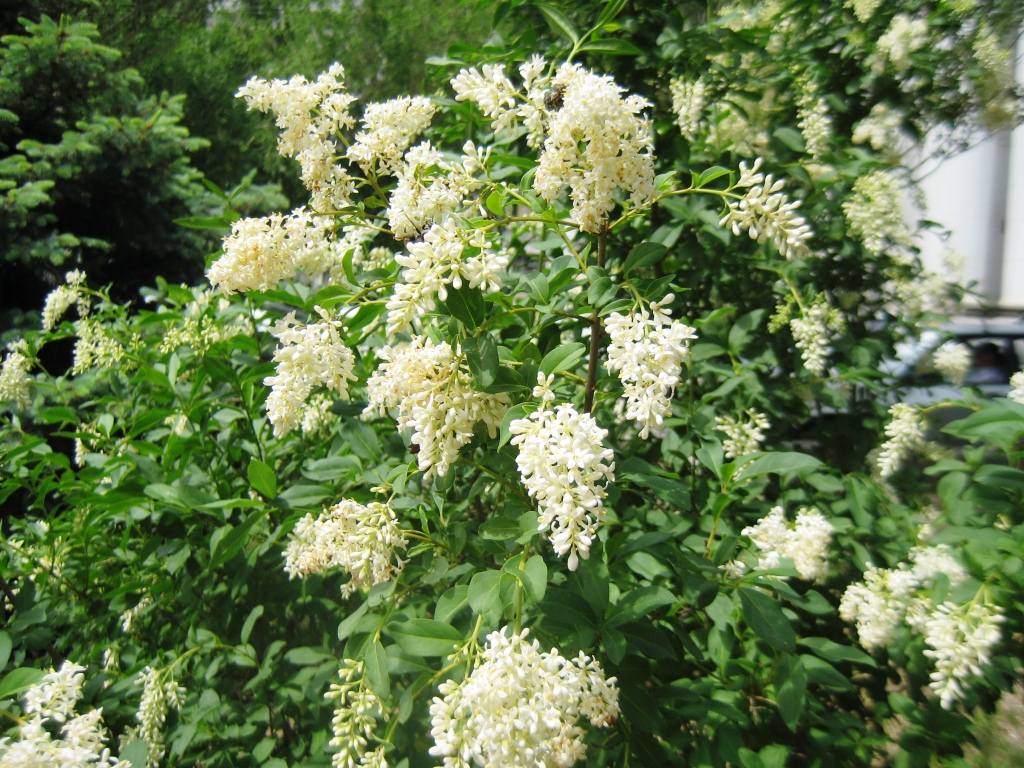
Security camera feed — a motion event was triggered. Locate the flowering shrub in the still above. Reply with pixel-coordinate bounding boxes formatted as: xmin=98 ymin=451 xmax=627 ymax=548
xmin=1 ymin=1 xmax=1023 ymax=767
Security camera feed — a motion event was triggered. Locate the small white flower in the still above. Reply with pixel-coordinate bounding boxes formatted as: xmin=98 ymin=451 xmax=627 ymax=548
xmin=741 ymin=506 xmax=833 ymax=583
xmin=669 ymin=77 xmax=707 ymax=140
xmin=325 ymin=660 xmax=387 ymax=768
xmin=720 ymin=159 xmax=812 ymax=259
xmin=843 ymin=170 xmax=910 ymax=255
xmin=42 ymin=270 xmax=88 ymax=331
xmin=789 ymin=298 xmax=844 ymax=377
xmin=876 ymin=403 xmax=925 ymax=478
xmin=715 ymin=409 xmax=770 ymax=459
xmin=873 ymin=14 xmax=929 ymax=75
xmin=923 ymin=600 xmax=1003 ymax=709
xmin=933 ymin=342 xmax=972 ymax=386
xmin=0 ymin=340 xmax=32 ymax=409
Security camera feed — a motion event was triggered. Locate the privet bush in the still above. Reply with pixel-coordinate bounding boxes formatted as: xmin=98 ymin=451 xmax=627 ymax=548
xmin=1 ymin=1 xmax=1023 ymax=767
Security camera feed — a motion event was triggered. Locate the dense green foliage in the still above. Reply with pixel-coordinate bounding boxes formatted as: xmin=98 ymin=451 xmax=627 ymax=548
xmin=1 ymin=1 xmax=1023 ymax=768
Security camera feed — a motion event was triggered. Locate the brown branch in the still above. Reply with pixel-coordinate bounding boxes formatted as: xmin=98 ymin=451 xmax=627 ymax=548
xmin=583 ymin=228 xmax=608 ymax=414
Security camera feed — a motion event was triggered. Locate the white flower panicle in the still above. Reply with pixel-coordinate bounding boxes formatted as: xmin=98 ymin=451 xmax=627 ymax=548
xmin=386 ymin=217 xmax=508 ymax=336
xmin=876 ymin=403 xmax=926 ymax=478
xmin=923 ymin=600 xmax=1003 ymax=709
xmin=873 ymin=14 xmax=929 ymax=75
xmin=534 ymin=62 xmax=655 ymax=233
xmin=0 ymin=661 xmax=128 ymax=768
xmin=509 ymin=397 xmax=615 ymax=570
xmin=796 ymin=86 xmax=832 ymax=160
xmin=852 ymin=103 xmax=905 ymax=154
xmin=0 ymin=339 xmax=32 ymax=409
xmin=364 ymin=337 xmax=509 ymax=479
xmin=209 ymin=208 xmax=332 ymax=295
xmin=846 ymin=0 xmax=883 ymax=22
xmin=669 ymin=77 xmax=707 ymax=140
xmin=73 ymin=318 xmax=126 ymax=375
xmin=741 ymin=506 xmax=833 ymax=583
xmin=789 ymin=298 xmax=844 ymax=377
xmin=843 ymin=170 xmax=909 ymax=254
xmin=1009 ymin=371 xmax=1024 ymax=404
xmin=720 ymin=159 xmax=812 ymax=258
xmin=283 ymin=499 xmax=407 ymax=595
xmin=264 ymin=307 xmax=357 ymax=438
xmin=301 ymin=392 xmax=340 ymax=436
xmin=933 ymin=342 xmax=971 ymax=386
xmin=604 ymin=297 xmax=698 ymax=439
xmin=325 ymin=660 xmax=386 ymax=768
xmin=120 ymin=595 xmax=153 ymax=634
xmin=715 ymin=409 xmax=770 ymax=459
xmin=839 ymin=544 xmax=967 ymax=652
xmin=348 ymin=96 xmax=436 ymax=175
xmin=42 ymin=270 xmax=88 ymax=331
xmin=237 ymin=64 xmax=356 ymax=212
xmin=429 ymin=627 xmax=619 ymax=768
xmin=124 ymin=666 xmax=185 ymax=768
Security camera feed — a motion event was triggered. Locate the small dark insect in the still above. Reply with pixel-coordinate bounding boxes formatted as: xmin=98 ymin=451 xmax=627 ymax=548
xmin=543 ymin=84 xmax=566 ymax=111
xmin=410 ymin=442 xmax=420 ymax=454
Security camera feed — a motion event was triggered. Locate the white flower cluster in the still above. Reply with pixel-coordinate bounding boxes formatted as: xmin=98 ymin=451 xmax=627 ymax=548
xmin=846 ymin=0 xmax=883 ymax=22
xmin=706 ymin=93 xmax=772 ymax=158
xmin=0 ymin=339 xmax=32 ymax=409
xmin=283 ymin=499 xmax=407 ymax=595
xmin=73 ymin=317 xmax=126 ymax=375
xmin=237 ymin=64 xmax=356 ymax=212
xmin=669 ymin=77 xmax=707 ymax=141
xmin=208 ymin=208 xmax=334 ymax=295
xmin=364 ymin=337 xmax=509 ymax=479
xmin=264 ymin=307 xmax=357 ymax=438
xmin=386 ymin=217 xmax=509 ymax=336
xmin=301 ymin=392 xmax=340 ymax=436
xmin=933 ymin=342 xmax=971 ymax=386
xmin=843 ymin=170 xmax=909 ymax=255
xmin=387 ymin=141 xmax=484 ymax=241
xmin=325 ymin=660 xmax=386 ymax=768
xmin=509 ymin=397 xmax=615 ymax=570
xmin=347 ymin=96 xmax=436 ymax=175
xmin=796 ymin=85 xmax=832 ymax=160
xmin=873 ymin=14 xmax=929 ymax=75
xmin=790 ymin=298 xmax=844 ymax=377
xmin=876 ymin=403 xmax=926 ymax=478
xmin=741 ymin=506 xmax=833 ymax=583
xmin=120 ymin=595 xmax=153 ymax=634
xmin=534 ymin=63 xmax=655 ymax=233
xmin=1009 ymin=371 xmax=1024 ymax=403
xmin=720 ymin=159 xmax=812 ymax=259
xmin=0 ymin=661 xmax=128 ymax=768
xmin=123 ymin=666 xmax=186 ymax=768
xmin=839 ymin=544 xmax=967 ymax=652
xmin=42 ymin=270 xmax=88 ymax=331
xmin=973 ymin=31 xmax=1019 ymax=131
xmin=715 ymin=409 xmax=770 ymax=459
xmin=452 ymin=58 xmax=655 ymax=233
xmin=852 ymin=103 xmax=905 ymax=155
xmin=604 ymin=299 xmax=698 ymax=439
xmin=923 ymin=599 xmax=1004 ymax=709
xmin=429 ymin=627 xmax=619 ymax=768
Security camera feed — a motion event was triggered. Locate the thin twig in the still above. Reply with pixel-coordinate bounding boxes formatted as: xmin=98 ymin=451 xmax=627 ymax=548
xmin=583 ymin=228 xmax=607 ymax=413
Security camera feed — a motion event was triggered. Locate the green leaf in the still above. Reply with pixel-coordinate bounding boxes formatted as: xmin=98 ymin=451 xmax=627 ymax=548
xmin=587 ymin=276 xmax=618 ymax=308
xmin=578 ymin=38 xmax=643 ymax=55
xmin=119 ymin=740 xmax=149 ymax=768
xmin=209 ymin=508 xmax=270 ymax=569
xmin=240 ymin=605 xmax=264 ymax=645
xmin=338 ymin=603 xmax=369 ymax=641
xmin=341 ymin=420 xmax=381 ymax=461
xmin=797 ymin=637 xmax=876 ymax=667
xmin=0 ymin=632 xmax=11 ymax=672
xmin=174 ymin=215 xmax=232 ymax=230
xmin=485 ymin=188 xmax=505 ymax=217
xmin=773 ymin=127 xmax=806 ymax=153
xmin=435 ymin=585 xmax=470 ymax=624
xmin=284 ymin=647 xmax=335 ymax=665
xmin=623 ymin=242 xmax=668 ymax=274
xmin=735 ymin=452 xmax=822 ymax=481
xmin=605 ymin=586 xmax=675 ymax=628
xmin=774 ymin=654 xmax=806 ymax=731
xmin=537 ymin=3 xmax=579 ymax=44
xmin=595 ymin=0 xmax=628 ymax=27
xmin=799 ymin=655 xmax=854 ymax=691
xmin=443 ymin=285 xmax=487 ymax=330
xmin=0 ymin=667 xmax=45 ymax=700
xmin=539 ymin=342 xmax=586 ymax=376
xmin=464 ymin=334 xmax=500 ymax=389
xmin=479 ymin=516 xmax=522 ymax=540
xmin=364 ymin=640 xmax=390 ymax=699
xmin=247 ymin=459 xmax=277 ymax=499
xmin=388 ymin=619 xmax=464 ymax=657
xmin=695 ymin=166 xmax=731 ymax=188
xmin=468 ymin=570 xmax=503 ymax=615
xmin=522 ymin=555 xmax=548 ymax=602
xmin=738 ymin=588 xmax=796 ymax=654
